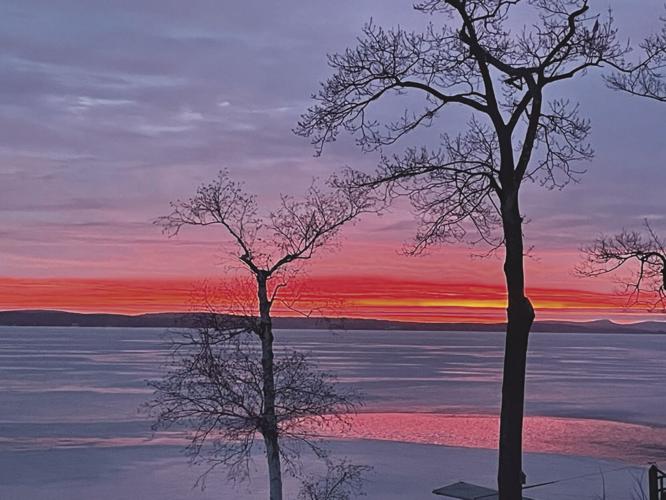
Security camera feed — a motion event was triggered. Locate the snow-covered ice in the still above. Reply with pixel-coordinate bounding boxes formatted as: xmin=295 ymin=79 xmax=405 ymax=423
xmin=0 ymin=326 xmax=663 ymax=499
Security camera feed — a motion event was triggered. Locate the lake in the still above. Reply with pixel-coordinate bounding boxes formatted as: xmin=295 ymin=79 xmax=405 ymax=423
xmin=0 ymin=327 xmax=664 ymax=499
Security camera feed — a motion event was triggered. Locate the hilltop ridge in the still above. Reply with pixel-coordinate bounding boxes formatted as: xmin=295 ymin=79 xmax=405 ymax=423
xmin=1 ymin=310 xmax=665 ymax=334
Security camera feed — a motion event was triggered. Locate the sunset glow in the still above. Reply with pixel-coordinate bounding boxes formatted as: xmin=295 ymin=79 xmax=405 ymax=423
xmin=0 ymin=275 xmax=642 ymax=323
xmin=0 ymin=0 xmax=664 ymax=326
xmin=1 ymin=2 xmax=665 ymax=500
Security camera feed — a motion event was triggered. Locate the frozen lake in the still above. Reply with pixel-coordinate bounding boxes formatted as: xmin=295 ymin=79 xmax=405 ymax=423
xmin=0 ymin=327 xmax=664 ymax=499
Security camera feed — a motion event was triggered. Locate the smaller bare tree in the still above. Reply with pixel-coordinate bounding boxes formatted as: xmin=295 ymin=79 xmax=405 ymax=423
xmin=152 ymin=171 xmax=374 ymax=500
xmin=151 ymin=321 xmax=358 ymax=484
xmin=578 ymin=221 xmax=666 ymax=311
xmin=606 ymin=10 xmax=666 ymax=102
xmin=586 ymin=15 xmax=666 ymax=313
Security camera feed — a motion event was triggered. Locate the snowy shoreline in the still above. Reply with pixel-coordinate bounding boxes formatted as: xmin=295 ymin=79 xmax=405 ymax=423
xmin=0 ymin=438 xmax=655 ymax=500
xmin=1 ymin=412 xmax=662 ymax=500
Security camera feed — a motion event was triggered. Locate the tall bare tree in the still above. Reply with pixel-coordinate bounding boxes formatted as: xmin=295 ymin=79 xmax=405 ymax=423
xmin=153 ymin=172 xmax=373 ymax=500
xmin=578 ymin=222 xmax=666 ymax=311
xmin=296 ymin=1 xmax=633 ymax=497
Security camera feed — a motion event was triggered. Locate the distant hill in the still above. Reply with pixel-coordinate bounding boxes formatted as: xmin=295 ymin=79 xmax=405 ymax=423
xmin=0 ymin=309 xmax=665 ymax=334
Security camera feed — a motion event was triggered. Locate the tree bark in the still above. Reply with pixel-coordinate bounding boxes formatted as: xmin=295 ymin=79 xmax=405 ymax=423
xmin=257 ymin=274 xmax=283 ymax=500
xmin=498 ymin=190 xmax=535 ymax=500
xmin=263 ymin=431 xmax=283 ymax=500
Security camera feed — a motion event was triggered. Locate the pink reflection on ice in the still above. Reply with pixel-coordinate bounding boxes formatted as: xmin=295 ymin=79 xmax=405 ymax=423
xmin=4 ymin=413 xmax=665 ymax=464
xmin=315 ymin=413 xmax=666 ymax=464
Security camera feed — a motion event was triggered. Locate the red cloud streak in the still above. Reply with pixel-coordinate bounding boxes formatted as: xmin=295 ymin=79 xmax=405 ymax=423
xmin=0 ymin=276 xmax=647 ymax=323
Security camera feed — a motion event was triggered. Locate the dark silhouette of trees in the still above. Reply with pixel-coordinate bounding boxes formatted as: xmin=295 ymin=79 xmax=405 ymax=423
xmin=152 ymin=172 xmax=373 ymax=500
xmin=578 ymin=222 xmax=666 ymax=311
xmin=296 ymin=1 xmax=633 ymax=497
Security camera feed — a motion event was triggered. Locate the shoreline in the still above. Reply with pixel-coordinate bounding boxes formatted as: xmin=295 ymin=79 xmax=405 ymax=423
xmin=0 ymin=437 xmax=653 ymax=500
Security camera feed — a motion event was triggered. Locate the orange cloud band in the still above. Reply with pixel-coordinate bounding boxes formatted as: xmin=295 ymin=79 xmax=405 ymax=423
xmin=0 ymin=275 xmax=641 ymax=323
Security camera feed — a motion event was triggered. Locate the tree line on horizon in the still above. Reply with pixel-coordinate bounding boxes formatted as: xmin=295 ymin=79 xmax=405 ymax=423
xmin=148 ymin=2 xmax=666 ymax=500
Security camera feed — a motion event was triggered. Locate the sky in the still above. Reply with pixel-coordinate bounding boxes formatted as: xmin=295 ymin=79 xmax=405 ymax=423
xmin=1 ymin=0 xmax=665 ymax=322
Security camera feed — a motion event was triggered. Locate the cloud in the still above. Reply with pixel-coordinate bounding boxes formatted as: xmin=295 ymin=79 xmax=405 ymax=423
xmin=0 ymin=0 xmax=664 ymax=297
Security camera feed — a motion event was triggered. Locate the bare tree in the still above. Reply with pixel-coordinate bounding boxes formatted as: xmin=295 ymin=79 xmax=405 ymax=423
xmin=606 ymin=10 xmax=666 ymax=101
xmin=150 ymin=321 xmax=359 ymax=488
xmin=578 ymin=221 xmax=666 ymax=311
xmin=152 ymin=172 xmax=373 ymax=500
xmin=296 ymin=1 xmax=634 ymax=497
xmin=581 ymin=15 xmax=666 ymax=309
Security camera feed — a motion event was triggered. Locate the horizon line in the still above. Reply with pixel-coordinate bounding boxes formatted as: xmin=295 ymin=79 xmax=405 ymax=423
xmin=1 ymin=307 xmax=664 ymax=327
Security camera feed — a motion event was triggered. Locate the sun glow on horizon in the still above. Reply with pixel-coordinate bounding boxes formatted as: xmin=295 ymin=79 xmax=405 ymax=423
xmin=0 ymin=275 xmax=656 ymax=323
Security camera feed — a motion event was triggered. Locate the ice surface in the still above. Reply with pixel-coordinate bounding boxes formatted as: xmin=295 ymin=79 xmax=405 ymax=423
xmin=0 ymin=326 xmax=663 ymax=499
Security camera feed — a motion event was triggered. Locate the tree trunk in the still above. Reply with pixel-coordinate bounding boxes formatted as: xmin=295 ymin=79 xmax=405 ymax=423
xmin=257 ymin=274 xmax=283 ymax=500
xmin=263 ymin=431 xmax=283 ymax=500
xmin=498 ymin=191 xmax=535 ymax=500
